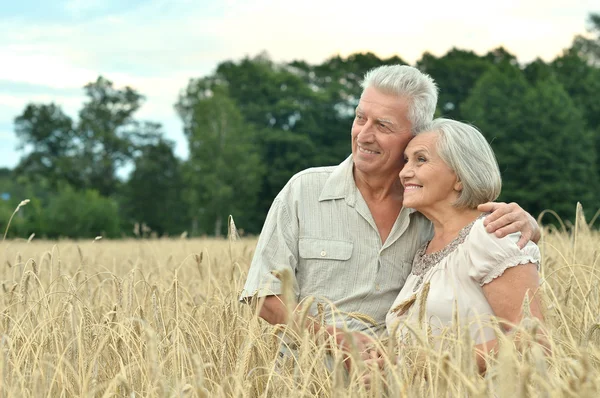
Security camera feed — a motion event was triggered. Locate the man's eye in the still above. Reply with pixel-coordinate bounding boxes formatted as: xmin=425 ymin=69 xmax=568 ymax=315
xmin=418 ymin=157 xmax=427 ymax=162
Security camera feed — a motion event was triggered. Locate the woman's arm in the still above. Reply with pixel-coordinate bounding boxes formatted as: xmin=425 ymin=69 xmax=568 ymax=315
xmin=476 ymin=263 xmax=545 ymax=372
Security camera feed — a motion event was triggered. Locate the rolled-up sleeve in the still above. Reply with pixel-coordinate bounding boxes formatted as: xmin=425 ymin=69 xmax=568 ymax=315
xmin=240 ymin=193 xmax=300 ymax=302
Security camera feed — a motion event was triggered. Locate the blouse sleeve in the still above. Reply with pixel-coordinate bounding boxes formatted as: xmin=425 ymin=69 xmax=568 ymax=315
xmin=467 ymin=219 xmax=541 ymax=286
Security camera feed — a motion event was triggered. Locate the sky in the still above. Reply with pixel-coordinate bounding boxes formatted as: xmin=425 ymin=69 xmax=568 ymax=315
xmin=0 ymin=0 xmax=597 ymax=169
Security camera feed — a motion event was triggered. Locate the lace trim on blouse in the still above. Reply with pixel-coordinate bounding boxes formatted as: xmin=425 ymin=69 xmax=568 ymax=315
xmin=479 ymin=255 xmax=540 ymax=286
xmin=411 ymin=214 xmax=486 ymax=292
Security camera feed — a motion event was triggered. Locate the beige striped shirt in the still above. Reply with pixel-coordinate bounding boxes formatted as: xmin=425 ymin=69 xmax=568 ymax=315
xmin=241 ymin=156 xmax=433 ymax=333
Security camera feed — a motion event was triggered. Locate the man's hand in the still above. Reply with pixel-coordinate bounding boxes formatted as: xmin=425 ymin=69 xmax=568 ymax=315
xmin=325 ymin=326 xmax=381 ymax=371
xmin=361 ymin=350 xmax=385 ymax=389
xmin=477 ymin=202 xmax=540 ymax=248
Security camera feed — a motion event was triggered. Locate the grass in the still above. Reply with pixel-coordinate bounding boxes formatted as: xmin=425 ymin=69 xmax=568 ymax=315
xmin=0 ymin=210 xmax=599 ymax=397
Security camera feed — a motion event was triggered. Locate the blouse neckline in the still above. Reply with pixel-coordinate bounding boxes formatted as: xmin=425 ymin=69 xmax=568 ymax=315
xmin=411 ymin=213 xmax=487 ymax=291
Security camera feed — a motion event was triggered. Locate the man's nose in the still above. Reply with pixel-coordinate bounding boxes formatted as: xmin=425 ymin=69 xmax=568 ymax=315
xmin=356 ymin=121 xmax=375 ymax=142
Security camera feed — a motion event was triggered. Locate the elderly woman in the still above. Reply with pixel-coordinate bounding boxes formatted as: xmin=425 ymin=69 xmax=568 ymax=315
xmin=385 ymin=118 xmax=543 ymax=371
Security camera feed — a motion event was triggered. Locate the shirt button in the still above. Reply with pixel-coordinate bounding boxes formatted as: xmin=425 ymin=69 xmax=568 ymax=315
xmin=320 ymin=250 xmax=326 ymax=257
xmin=375 ymin=284 xmax=381 ymax=291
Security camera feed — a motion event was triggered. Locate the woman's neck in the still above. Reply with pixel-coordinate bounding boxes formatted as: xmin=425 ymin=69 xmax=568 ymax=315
xmin=421 ymin=205 xmax=482 ymax=251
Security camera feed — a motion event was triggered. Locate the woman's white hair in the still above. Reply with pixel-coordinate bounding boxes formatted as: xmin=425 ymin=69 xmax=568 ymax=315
xmin=361 ymin=65 xmax=438 ymax=134
xmin=424 ymin=118 xmax=502 ymax=209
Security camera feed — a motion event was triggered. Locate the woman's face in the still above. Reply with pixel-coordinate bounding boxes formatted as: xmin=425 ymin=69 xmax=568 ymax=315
xmin=399 ymin=132 xmax=461 ymax=212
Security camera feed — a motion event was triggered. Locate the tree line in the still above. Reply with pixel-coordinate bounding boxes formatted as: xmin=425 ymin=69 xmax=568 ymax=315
xmin=1 ymin=14 xmax=599 ymax=239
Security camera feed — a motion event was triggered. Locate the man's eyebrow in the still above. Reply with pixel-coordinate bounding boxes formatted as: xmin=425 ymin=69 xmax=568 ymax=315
xmin=376 ymin=118 xmax=396 ymax=126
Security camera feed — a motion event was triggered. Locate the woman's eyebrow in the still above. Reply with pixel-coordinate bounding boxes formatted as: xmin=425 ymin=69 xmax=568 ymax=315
xmin=406 ymin=148 xmax=429 ymax=156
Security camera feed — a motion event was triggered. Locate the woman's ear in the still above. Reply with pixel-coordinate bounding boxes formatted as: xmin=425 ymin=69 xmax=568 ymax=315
xmin=454 ymin=179 xmax=463 ymax=192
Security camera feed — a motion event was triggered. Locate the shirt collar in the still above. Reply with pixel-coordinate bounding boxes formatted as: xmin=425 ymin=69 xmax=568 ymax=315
xmin=319 ymin=155 xmax=418 ymax=215
xmin=318 ymin=155 xmax=355 ymax=203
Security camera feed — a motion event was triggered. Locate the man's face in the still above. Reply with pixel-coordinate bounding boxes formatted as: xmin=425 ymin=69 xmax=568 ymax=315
xmin=351 ymin=87 xmax=413 ymax=180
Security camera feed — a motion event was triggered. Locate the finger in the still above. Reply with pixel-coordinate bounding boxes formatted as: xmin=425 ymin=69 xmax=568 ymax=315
xmin=493 ymin=223 xmax=524 ymax=239
xmin=516 ymin=230 xmax=532 ymax=249
xmin=361 ymin=374 xmax=371 ymax=387
xmin=477 ymin=202 xmax=502 ymax=213
xmin=480 ymin=203 xmax=509 ymax=226
xmin=485 ymin=213 xmax=518 ymax=233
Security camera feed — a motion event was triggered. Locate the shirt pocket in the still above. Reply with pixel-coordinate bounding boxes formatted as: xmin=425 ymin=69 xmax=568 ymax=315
xmin=299 ymin=238 xmax=353 ymax=261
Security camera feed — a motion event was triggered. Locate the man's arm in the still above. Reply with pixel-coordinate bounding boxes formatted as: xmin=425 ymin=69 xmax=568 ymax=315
xmin=258 ymin=295 xmax=290 ymax=325
xmin=239 ymin=195 xmax=300 ymax=305
xmin=258 ymin=295 xmax=326 ymax=335
xmin=258 ymin=294 xmax=377 ymax=370
xmin=477 ymin=202 xmax=541 ymax=248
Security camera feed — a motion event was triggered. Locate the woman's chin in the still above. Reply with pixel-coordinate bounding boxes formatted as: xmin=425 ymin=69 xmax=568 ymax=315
xmin=402 ymin=200 xmax=421 ymax=210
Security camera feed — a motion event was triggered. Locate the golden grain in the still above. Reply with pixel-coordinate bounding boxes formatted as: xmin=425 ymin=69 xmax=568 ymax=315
xmin=0 ymin=221 xmax=597 ymax=396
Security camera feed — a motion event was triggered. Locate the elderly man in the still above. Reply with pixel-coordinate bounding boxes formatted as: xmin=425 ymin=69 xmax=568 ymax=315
xmin=240 ymin=65 xmax=539 ymax=354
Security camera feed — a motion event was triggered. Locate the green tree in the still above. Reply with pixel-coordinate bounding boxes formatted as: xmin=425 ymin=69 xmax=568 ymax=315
xmin=551 ymin=47 xmax=600 ymax=184
xmin=462 ymin=66 xmax=599 ymax=220
xmin=121 ymin=137 xmax=186 ymax=236
xmin=177 ymin=85 xmax=265 ymax=236
xmin=13 ymin=104 xmax=82 ymax=189
xmin=484 ymin=46 xmax=519 ymax=67
xmin=216 ymin=53 xmax=349 ymax=165
xmin=77 ymin=76 xmax=150 ymax=197
xmin=43 ymin=185 xmax=120 ymax=239
xmin=573 ymin=13 xmax=600 ymax=65
xmin=417 ymin=49 xmax=492 ymax=120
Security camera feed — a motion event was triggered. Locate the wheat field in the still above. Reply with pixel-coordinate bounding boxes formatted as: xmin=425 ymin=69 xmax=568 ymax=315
xmin=1 ymin=208 xmax=599 ymax=397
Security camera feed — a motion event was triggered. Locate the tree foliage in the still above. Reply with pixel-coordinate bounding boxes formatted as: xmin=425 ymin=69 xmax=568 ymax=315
xmin=176 ymin=84 xmax=265 ymax=236
xmin=462 ymin=64 xmax=599 ymax=220
xmin=6 ymin=13 xmax=600 ymax=237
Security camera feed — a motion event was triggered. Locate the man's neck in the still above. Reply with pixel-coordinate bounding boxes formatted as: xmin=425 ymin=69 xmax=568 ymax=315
xmin=353 ymin=167 xmax=404 ymax=202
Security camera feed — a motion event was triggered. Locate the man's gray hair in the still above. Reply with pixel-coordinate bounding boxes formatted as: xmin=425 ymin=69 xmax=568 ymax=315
xmin=425 ymin=118 xmax=502 ymax=209
xmin=361 ymin=65 xmax=438 ymax=134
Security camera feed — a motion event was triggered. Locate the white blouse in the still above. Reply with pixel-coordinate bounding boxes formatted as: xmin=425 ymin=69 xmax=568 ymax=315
xmin=385 ymin=216 xmax=540 ymax=344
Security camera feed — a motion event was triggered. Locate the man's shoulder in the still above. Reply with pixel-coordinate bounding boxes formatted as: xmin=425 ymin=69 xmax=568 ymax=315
xmin=275 ymin=157 xmax=352 ymax=203
xmin=288 ymin=164 xmax=339 ymax=184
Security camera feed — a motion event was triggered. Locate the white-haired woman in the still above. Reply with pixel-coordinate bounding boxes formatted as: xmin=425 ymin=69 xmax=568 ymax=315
xmin=385 ymin=118 xmax=544 ymax=371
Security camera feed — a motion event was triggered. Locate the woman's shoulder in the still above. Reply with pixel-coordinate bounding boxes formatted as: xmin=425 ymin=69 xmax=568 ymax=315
xmin=464 ymin=214 xmax=541 ymax=285
xmin=465 ymin=214 xmax=526 ymax=249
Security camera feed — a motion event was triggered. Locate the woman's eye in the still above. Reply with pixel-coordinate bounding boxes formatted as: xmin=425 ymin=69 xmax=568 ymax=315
xmin=418 ymin=157 xmax=427 ymax=162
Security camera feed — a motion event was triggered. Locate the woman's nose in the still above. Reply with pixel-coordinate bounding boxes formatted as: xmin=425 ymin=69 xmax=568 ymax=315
xmin=399 ymin=162 xmax=412 ymax=179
